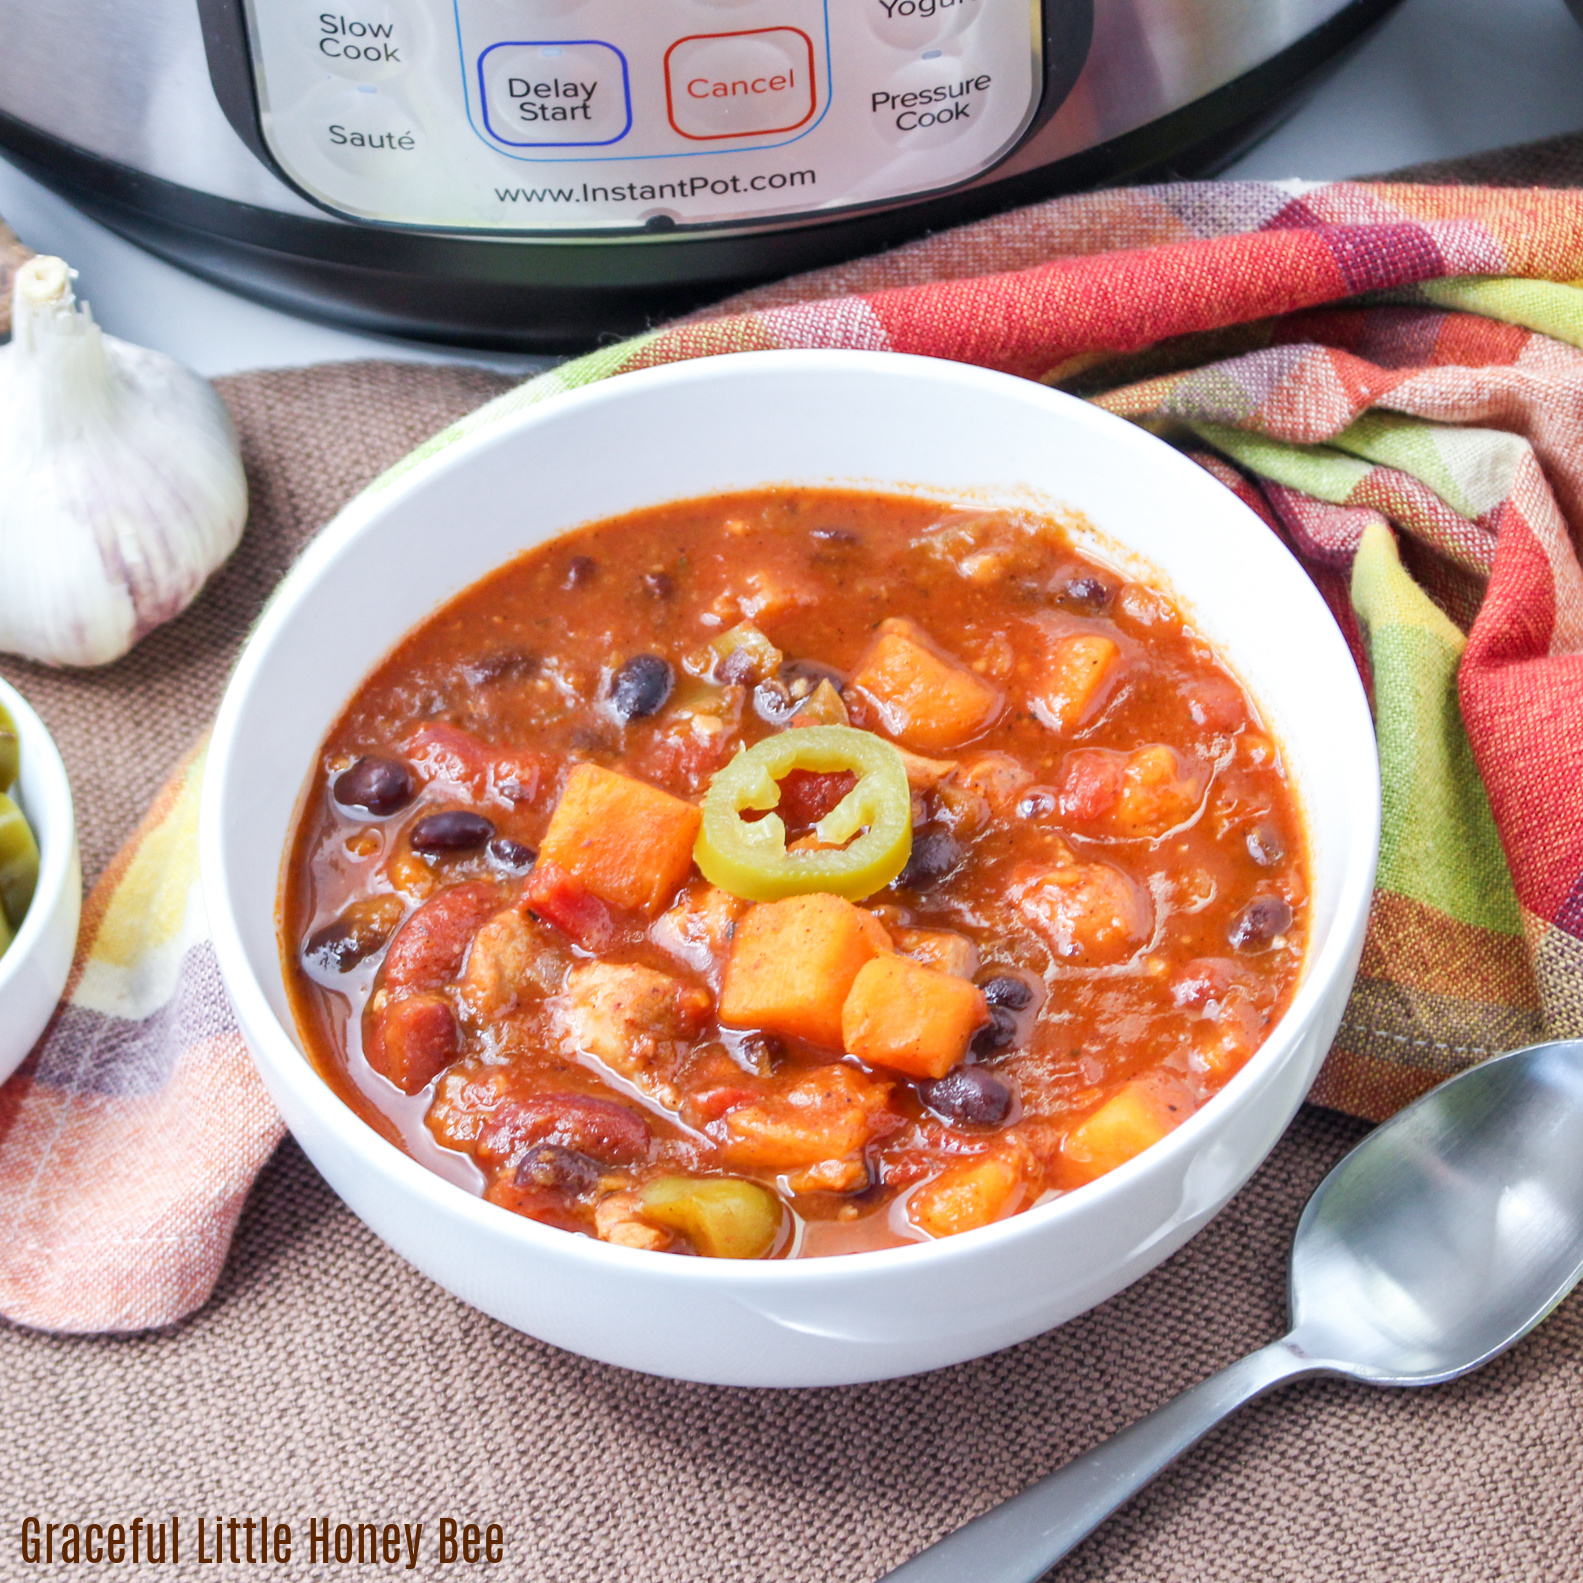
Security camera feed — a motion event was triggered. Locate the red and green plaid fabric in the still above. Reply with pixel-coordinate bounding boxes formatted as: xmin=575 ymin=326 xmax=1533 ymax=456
xmin=9 ymin=175 xmax=1583 ymax=1331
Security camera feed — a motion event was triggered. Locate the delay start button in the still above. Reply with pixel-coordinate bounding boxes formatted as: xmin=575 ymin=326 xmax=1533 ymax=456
xmin=665 ymin=28 xmax=817 ymax=141
xmin=869 ymin=57 xmax=992 ymax=146
xmin=478 ymin=41 xmax=632 ymax=147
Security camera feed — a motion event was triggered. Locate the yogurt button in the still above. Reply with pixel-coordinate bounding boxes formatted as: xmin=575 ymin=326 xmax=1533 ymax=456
xmin=297 ymin=1 xmax=417 ymax=82
xmin=312 ymin=86 xmax=428 ymax=176
xmin=665 ymin=28 xmax=817 ymax=140
xmin=867 ymin=0 xmax=980 ymax=50
xmin=869 ymin=56 xmax=991 ymax=147
xmin=479 ymin=41 xmax=631 ymax=146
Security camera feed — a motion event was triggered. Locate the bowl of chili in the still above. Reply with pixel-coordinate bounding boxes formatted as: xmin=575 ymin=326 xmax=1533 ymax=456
xmin=202 ymin=351 xmax=1379 ymax=1386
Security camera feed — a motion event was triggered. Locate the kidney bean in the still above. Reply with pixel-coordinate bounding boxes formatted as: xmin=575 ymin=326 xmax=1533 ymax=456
xmin=488 ymin=837 xmax=537 ymax=873
xmin=1230 ymin=895 xmax=1293 ymax=951
xmin=642 ymin=571 xmax=675 ymax=600
xmin=410 ymin=810 xmax=495 ymax=852
xmin=382 ymin=882 xmax=503 ymax=995
xmin=366 ymin=993 xmax=458 ymax=1094
xmin=1246 ymin=823 xmax=1286 ymax=866
xmin=899 ymin=828 xmax=963 ymax=890
xmin=609 ymin=654 xmax=674 ymax=721
xmin=978 ymin=973 xmax=1034 ymax=1011
xmin=919 ymin=1066 xmax=1013 ymax=1127
xmin=971 ymin=1005 xmax=1020 ymax=1056
xmin=514 ymin=1144 xmax=603 ymax=1197
xmin=334 ymin=756 xmax=415 ymax=817
xmin=478 ymin=1092 xmax=652 ymax=1167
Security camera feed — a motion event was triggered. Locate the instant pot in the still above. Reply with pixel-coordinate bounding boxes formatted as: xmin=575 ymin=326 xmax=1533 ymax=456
xmin=0 ymin=0 xmax=1402 ymax=350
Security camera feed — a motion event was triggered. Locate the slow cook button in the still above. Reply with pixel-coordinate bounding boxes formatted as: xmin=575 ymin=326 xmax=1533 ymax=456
xmin=478 ymin=41 xmax=632 ymax=147
xmin=313 ymin=88 xmax=428 ymax=176
xmin=869 ymin=58 xmax=991 ymax=146
xmin=296 ymin=1 xmax=417 ymax=82
xmin=665 ymin=28 xmax=817 ymax=141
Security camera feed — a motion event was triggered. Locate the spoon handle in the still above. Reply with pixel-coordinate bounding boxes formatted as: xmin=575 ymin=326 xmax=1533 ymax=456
xmin=878 ymin=1338 xmax=1322 ymax=1583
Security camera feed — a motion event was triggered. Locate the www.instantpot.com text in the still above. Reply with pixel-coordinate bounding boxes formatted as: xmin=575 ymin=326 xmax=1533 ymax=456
xmin=494 ymin=169 xmax=816 ymax=205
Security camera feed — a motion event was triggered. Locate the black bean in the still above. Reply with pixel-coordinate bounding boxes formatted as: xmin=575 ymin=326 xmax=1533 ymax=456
xmin=410 ymin=810 xmax=495 ymax=852
xmin=642 ymin=571 xmax=676 ymax=600
xmin=1016 ymin=788 xmax=1057 ymax=820
xmin=971 ymin=1005 xmax=1020 ymax=1056
xmin=303 ymin=921 xmax=365 ymax=974
xmin=489 ymin=837 xmax=537 ymax=872
xmin=735 ymin=1032 xmax=785 ymax=1074
xmin=919 ymin=1066 xmax=1013 ymax=1127
xmin=609 ymin=654 xmax=674 ymax=721
xmin=753 ymin=676 xmax=797 ymax=725
xmin=1060 ymin=574 xmax=1114 ymax=613
xmin=779 ymin=658 xmax=846 ymax=698
xmin=1246 ymin=823 xmax=1285 ymax=866
xmin=515 ymin=1144 xmax=602 ymax=1197
xmin=333 ymin=756 xmax=415 ymax=817
xmin=1230 ymin=895 xmax=1293 ymax=951
xmin=899 ymin=828 xmax=963 ymax=889
xmin=497 ymin=779 xmax=536 ymax=804
xmin=564 ymin=555 xmax=598 ymax=589
xmin=463 ymin=649 xmax=538 ymax=686
xmin=979 ymin=974 xmax=1034 ymax=1011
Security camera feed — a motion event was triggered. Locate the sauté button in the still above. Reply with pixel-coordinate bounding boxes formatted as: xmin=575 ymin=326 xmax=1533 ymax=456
xmin=665 ymin=28 xmax=817 ymax=141
xmin=479 ymin=40 xmax=632 ymax=147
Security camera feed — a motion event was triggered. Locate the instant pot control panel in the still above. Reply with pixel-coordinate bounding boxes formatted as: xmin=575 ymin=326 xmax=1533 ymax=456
xmin=237 ymin=0 xmax=1058 ymax=232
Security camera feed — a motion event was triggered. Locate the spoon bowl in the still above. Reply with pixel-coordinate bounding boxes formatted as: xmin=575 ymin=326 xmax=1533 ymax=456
xmin=1290 ymin=1039 xmax=1583 ymax=1384
xmin=883 ymin=1040 xmax=1583 ymax=1582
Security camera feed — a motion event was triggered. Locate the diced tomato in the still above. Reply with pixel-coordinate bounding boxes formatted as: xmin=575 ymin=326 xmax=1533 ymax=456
xmin=401 ymin=721 xmax=551 ymax=806
xmin=524 ymin=858 xmax=616 ymax=950
xmin=382 ymin=882 xmax=504 ymax=996
xmin=775 ymin=768 xmax=857 ymax=830
xmin=685 ymin=1085 xmax=763 ymax=1125
xmin=366 ymin=993 xmax=458 ymax=1093
xmin=1058 ymin=749 xmax=1125 ymax=822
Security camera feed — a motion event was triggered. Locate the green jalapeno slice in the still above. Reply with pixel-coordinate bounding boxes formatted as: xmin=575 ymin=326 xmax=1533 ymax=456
xmin=0 ymin=792 xmax=40 ymax=932
xmin=0 ymin=704 xmax=17 ymax=796
xmin=695 ymin=725 xmax=912 ymax=903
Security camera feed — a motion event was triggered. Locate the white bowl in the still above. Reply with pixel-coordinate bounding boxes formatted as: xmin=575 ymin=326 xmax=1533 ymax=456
xmin=202 ymin=351 xmax=1379 ymax=1387
xmin=0 ymin=678 xmax=81 ymax=1082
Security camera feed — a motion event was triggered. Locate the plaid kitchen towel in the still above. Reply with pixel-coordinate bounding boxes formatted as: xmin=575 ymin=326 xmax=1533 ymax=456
xmin=6 ymin=173 xmax=1583 ymax=1332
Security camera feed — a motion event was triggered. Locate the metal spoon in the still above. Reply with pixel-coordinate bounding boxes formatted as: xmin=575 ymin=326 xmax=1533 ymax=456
xmin=881 ymin=1039 xmax=1583 ymax=1582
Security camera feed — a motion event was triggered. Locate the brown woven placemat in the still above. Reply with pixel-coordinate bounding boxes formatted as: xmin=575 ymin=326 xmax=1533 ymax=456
xmin=5 ymin=134 xmax=1583 ymax=1581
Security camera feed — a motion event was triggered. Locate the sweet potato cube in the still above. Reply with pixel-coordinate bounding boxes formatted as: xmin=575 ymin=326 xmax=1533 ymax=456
xmin=1033 ymin=632 xmax=1121 ymax=732
xmin=537 ymin=763 xmax=700 ymax=916
xmin=840 ymin=953 xmax=988 ymax=1080
xmin=908 ymin=1150 xmax=1027 ymax=1239
xmin=851 ymin=618 xmax=1001 ymax=752
xmin=719 ymin=894 xmax=891 ymax=1048
xmin=1062 ymin=1076 xmax=1195 ymax=1186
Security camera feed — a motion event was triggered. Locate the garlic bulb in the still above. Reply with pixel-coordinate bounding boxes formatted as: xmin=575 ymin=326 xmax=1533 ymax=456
xmin=0 ymin=256 xmax=247 ymax=666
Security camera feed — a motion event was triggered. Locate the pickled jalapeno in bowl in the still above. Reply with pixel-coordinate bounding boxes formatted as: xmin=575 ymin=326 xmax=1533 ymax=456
xmin=0 ymin=701 xmax=41 ymax=958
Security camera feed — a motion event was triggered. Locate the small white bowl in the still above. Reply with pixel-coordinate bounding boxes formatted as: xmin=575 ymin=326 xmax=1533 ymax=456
xmin=202 ymin=351 xmax=1380 ymax=1386
xmin=0 ymin=678 xmax=81 ymax=1082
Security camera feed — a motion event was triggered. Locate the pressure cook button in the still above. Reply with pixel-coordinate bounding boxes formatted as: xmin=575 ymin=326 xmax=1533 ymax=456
xmin=299 ymin=1 xmax=416 ymax=82
xmin=870 ymin=57 xmax=991 ymax=146
xmin=665 ymin=28 xmax=817 ymax=141
xmin=478 ymin=41 xmax=632 ymax=146
xmin=867 ymin=0 xmax=979 ymax=49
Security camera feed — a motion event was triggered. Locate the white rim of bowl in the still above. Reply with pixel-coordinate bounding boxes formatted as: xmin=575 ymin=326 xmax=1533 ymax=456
xmin=201 ymin=349 xmax=1382 ymax=1289
xmin=0 ymin=677 xmax=77 ymax=996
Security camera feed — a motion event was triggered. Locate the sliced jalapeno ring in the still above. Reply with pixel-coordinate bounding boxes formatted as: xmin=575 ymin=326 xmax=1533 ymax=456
xmin=695 ymin=725 xmax=912 ymax=903
xmin=0 ymin=791 xmax=40 ymax=931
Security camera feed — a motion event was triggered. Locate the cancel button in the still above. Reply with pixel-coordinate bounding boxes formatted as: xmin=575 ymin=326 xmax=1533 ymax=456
xmin=870 ymin=60 xmax=991 ymax=144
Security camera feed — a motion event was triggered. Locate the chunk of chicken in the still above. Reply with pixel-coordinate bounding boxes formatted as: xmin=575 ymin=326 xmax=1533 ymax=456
xmin=892 ymin=926 xmax=980 ymax=980
xmin=457 ymin=908 xmax=567 ymax=1019
xmin=594 ymin=1191 xmax=674 ymax=1252
xmin=651 ymin=885 xmax=746 ymax=978
xmin=553 ymin=963 xmax=711 ymax=1098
